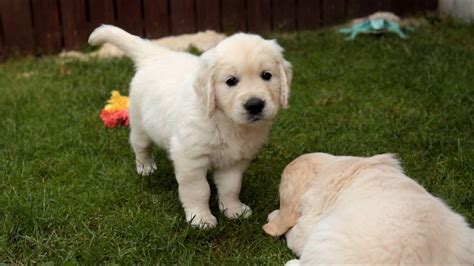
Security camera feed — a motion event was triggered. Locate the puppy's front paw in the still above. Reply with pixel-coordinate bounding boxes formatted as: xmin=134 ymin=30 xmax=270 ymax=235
xmin=186 ymin=212 xmax=217 ymax=229
xmin=285 ymin=259 xmax=301 ymax=266
xmin=136 ymin=161 xmax=157 ymax=176
xmin=220 ymin=203 xmax=252 ymax=219
xmin=267 ymin=209 xmax=280 ymax=222
xmin=262 ymin=223 xmax=279 ymax=236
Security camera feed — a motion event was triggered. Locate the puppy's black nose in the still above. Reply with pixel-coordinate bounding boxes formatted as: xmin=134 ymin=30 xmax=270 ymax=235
xmin=244 ymin=98 xmax=265 ymax=115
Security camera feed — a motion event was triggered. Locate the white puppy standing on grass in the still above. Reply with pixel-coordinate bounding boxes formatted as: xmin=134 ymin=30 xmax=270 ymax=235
xmin=88 ymin=25 xmax=292 ymax=228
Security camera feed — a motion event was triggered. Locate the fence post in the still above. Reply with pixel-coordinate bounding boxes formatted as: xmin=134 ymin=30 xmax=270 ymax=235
xmin=221 ymin=0 xmax=247 ymax=32
xmin=143 ymin=0 xmax=170 ymax=39
xmin=247 ymin=0 xmax=272 ymax=33
xmin=32 ymin=0 xmax=62 ymax=54
xmin=196 ymin=0 xmax=221 ymax=32
xmin=170 ymin=0 xmax=196 ymax=34
xmin=1 ymin=0 xmax=35 ymax=54
xmin=273 ymin=0 xmax=296 ymax=31
xmin=297 ymin=0 xmax=322 ymax=30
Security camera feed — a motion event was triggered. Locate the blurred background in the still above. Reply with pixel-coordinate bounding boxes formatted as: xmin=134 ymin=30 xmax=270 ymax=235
xmin=0 ymin=0 xmax=456 ymax=57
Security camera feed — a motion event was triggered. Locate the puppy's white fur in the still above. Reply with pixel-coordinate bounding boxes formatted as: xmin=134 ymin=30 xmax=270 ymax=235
xmin=266 ymin=153 xmax=474 ymax=265
xmin=89 ymin=25 xmax=292 ymax=228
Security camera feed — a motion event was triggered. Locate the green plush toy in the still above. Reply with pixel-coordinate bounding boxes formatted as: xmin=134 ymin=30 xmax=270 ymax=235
xmin=339 ymin=18 xmax=409 ymax=40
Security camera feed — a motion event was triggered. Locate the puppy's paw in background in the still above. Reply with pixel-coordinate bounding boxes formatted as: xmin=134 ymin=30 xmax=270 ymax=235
xmin=220 ymin=202 xmax=252 ymax=219
xmin=262 ymin=223 xmax=279 ymax=236
xmin=267 ymin=209 xmax=280 ymax=222
xmin=285 ymin=259 xmax=301 ymax=266
xmin=186 ymin=211 xmax=217 ymax=229
xmin=262 ymin=209 xmax=281 ymax=236
xmin=136 ymin=161 xmax=157 ymax=176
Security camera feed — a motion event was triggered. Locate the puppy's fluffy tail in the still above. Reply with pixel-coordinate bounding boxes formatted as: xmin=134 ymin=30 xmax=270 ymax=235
xmin=88 ymin=24 xmax=169 ymax=65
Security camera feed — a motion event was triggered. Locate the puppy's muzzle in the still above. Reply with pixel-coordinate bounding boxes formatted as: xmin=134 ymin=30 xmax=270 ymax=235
xmin=244 ymin=97 xmax=265 ymax=115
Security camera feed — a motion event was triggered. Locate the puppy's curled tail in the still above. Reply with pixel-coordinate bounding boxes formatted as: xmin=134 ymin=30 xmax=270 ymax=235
xmin=88 ymin=24 xmax=168 ymax=66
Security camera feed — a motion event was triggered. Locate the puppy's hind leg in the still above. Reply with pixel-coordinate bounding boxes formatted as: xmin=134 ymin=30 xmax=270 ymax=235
xmin=130 ymin=126 xmax=156 ymax=176
xmin=285 ymin=219 xmax=310 ymax=257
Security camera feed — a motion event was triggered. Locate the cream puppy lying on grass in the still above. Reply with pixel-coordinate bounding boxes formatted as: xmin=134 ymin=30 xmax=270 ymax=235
xmin=264 ymin=153 xmax=474 ymax=265
xmin=89 ymin=25 xmax=292 ymax=229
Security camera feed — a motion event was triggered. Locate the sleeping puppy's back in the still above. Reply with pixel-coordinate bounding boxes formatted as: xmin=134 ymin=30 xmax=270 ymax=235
xmin=299 ymin=155 xmax=474 ymax=265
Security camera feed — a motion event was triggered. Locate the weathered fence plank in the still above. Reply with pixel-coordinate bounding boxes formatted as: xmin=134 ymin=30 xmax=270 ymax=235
xmin=221 ymin=0 xmax=247 ymax=32
xmin=88 ymin=0 xmax=114 ymax=28
xmin=415 ymin=0 xmax=437 ymax=12
xmin=0 ymin=0 xmax=440 ymax=56
xmin=297 ymin=0 xmax=322 ymax=30
xmin=395 ymin=0 xmax=415 ymax=15
xmin=426 ymin=0 xmax=438 ymax=10
xmin=0 ymin=7 xmax=4 ymax=56
xmin=346 ymin=0 xmax=368 ymax=18
xmin=115 ymin=0 xmax=143 ymax=35
xmin=143 ymin=0 xmax=170 ymax=38
xmin=60 ymin=0 xmax=88 ymax=50
xmin=366 ymin=0 xmax=390 ymax=14
xmin=170 ymin=0 xmax=196 ymax=34
xmin=1 ymin=0 xmax=35 ymax=54
xmin=31 ymin=0 xmax=62 ymax=53
xmin=273 ymin=0 xmax=296 ymax=31
xmin=322 ymin=0 xmax=345 ymax=25
xmin=247 ymin=0 xmax=272 ymax=32
xmin=196 ymin=0 xmax=221 ymax=32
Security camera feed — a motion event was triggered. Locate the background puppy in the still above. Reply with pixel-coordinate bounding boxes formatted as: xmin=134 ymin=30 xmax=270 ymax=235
xmin=89 ymin=25 xmax=292 ymax=229
xmin=265 ymin=153 xmax=474 ymax=265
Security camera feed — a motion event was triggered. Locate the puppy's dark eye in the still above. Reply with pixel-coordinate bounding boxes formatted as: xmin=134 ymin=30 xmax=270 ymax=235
xmin=226 ymin=76 xmax=239 ymax=87
xmin=261 ymin=71 xmax=272 ymax=81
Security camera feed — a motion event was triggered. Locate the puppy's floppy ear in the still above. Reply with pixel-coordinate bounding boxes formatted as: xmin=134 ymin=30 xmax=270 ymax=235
xmin=194 ymin=51 xmax=216 ymax=117
xmin=267 ymin=39 xmax=293 ymax=109
xmin=278 ymin=59 xmax=293 ymax=109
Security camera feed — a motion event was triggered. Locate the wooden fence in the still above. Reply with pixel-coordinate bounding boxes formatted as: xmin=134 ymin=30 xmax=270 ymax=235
xmin=0 ymin=0 xmax=437 ymax=57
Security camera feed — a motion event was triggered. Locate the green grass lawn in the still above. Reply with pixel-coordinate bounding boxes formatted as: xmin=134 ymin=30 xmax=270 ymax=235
xmin=1 ymin=20 xmax=473 ymax=264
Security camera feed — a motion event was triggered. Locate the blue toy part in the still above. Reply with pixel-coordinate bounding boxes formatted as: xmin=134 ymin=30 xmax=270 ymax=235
xmin=370 ymin=19 xmax=385 ymax=31
xmin=339 ymin=19 xmax=409 ymax=40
